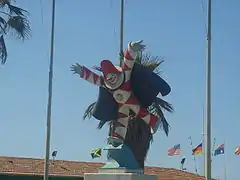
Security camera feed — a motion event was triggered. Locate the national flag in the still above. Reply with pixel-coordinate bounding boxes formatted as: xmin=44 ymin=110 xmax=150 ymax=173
xmin=181 ymin=157 xmax=186 ymax=165
xmin=234 ymin=147 xmax=240 ymax=155
xmin=214 ymin=144 xmax=224 ymax=156
xmin=91 ymin=148 xmax=102 ymax=159
xmin=0 ymin=35 xmax=7 ymax=65
xmin=180 ymin=157 xmax=186 ymax=170
xmin=192 ymin=143 xmax=203 ymax=155
xmin=52 ymin=150 xmax=57 ymax=158
xmin=168 ymin=144 xmax=180 ymax=156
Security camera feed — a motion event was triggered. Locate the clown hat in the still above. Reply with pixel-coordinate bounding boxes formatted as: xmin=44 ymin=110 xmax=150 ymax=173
xmin=100 ymin=60 xmax=122 ymax=79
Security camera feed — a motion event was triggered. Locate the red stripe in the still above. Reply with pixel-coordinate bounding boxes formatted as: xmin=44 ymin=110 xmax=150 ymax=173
xmin=149 ymin=115 xmax=158 ymax=127
xmin=119 ymin=80 xmax=131 ymax=91
xmin=93 ymin=73 xmax=100 ymax=84
xmin=112 ymin=133 xmax=124 ymax=140
xmin=124 ymin=94 xmax=137 ymax=105
xmin=124 ymin=49 xmax=134 ymax=60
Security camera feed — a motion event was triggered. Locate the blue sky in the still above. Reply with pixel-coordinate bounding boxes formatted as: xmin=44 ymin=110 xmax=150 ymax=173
xmin=0 ymin=0 xmax=239 ymax=179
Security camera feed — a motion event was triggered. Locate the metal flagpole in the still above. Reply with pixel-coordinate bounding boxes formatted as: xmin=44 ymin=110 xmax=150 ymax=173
xmin=120 ymin=0 xmax=124 ymax=54
xmin=44 ymin=0 xmax=56 ymax=180
xmin=188 ymin=136 xmax=198 ymax=174
xmin=223 ymin=140 xmax=227 ymax=180
xmin=204 ymin=0 xmax=212 ymax=179
xmin=202 ymin=105 xmax=205 ymax=176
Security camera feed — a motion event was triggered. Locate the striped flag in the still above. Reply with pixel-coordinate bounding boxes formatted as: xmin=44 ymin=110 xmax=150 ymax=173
xmin=234 ymin=147 xmax=240 ymax=155
xmin=192 ymin=143 xmax=203 ymax=155
xmin=168 ymin=144 xmax=180 ymax=156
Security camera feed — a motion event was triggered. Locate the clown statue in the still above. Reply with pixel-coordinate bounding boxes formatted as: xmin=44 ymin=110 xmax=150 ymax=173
xmin=72 ymin=40 xmax=160 ymax=143
xmin=71 ymin=40 xmax=172 ymax=170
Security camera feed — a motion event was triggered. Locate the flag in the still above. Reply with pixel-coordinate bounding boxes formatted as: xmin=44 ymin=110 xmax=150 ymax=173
xmin=52 ymin=150 xmax=57 ymax=158
xmin=180 ymin=157 xmax=186 ymax=170
xmin=214 ymin=144 xmax=224 ymax=156
xmin=234 ymin=147 xmax=240 ymax=155
xmin=91 ymin=148 xmax=102 ymax=159
xmin=192 ymin=143 xmax=203 ymax=155
xmin=168 ymin=144 xmax=180 ymax=156
xmin=0 ymin=35 xmax=7 ymax=64
xmin=181 ymin=157 xmax=186 ymax=165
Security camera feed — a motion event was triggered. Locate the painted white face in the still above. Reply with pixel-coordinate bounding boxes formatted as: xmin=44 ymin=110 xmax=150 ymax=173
xmin=106 ymin=73 xmax=118 ymax=85
xmin=104 ymin=72 xmax=124 ymax=90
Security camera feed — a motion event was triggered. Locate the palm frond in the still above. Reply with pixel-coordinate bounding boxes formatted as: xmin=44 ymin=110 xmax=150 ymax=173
xmin=139 ymin=53 xmax=164 ymax=75
xmin=154 ymin=104 xmax=170 ymax=136
xmin=0 ymin=0 xmax=31 ymax=40
xmin=0 ymin=0 xmax=30 ymax=64
xmin=83 ymin=102 xmax=95 ymax=120
xmin=154 ymin=97 xmax=174 ymax=113
xmin=0 ymin=0 xmax=11 ymax=7
xmin=6 ymin=15 xmax=31 ymax=40
xmin=148 ymin=97 xmax=173 ymax=136
xmin=83 ymin=101 xmax=109 ymax=129
xmin=0 ymin=16 xmax=6 ymax=33
xmin=97 ymin=120 xmax=108 ymax=129
xmin=7 ymin=4 xmax=28 ymax=16
xmin=0 ymin=35 xmax=7 ymax=64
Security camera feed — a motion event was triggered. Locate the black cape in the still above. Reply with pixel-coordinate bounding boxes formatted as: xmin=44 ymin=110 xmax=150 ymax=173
xmin=92 ymin=63 xmax=171 ymax=121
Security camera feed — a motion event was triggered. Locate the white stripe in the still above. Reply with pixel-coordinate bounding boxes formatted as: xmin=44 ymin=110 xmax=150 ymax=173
xmin=117 ymin=117 xmax=129 ymax=127
xmin=114 ymin=126 xmax=127 ymax=139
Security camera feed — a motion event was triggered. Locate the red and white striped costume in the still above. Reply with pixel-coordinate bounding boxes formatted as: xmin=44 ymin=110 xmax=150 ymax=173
xmin=79 ymin=42 xmax=159 ymax=142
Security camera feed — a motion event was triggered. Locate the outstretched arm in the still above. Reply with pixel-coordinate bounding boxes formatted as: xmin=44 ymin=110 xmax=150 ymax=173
xmin=71 ymin=63 xmax=103 ymax=87
xmin=122 ymin=40 xmax=145 ymax=71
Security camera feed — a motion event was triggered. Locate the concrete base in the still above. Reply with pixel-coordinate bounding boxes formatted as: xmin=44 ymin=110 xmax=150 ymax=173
xmin=99 ymin=167 xmax=143 ymax=174
xmin=84 ymin=173 xmax=157 ymax=180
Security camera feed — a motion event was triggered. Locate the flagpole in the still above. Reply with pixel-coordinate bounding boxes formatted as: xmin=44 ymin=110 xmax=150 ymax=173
xmin=188 ymin=136 xmax=198 ymax=174
xmin=120 ymin=0 xmax=124 ymax=54
xmin=202 ymin=105 xmax=205 ymax=176
xmin=44 ymin=0 xmax=56 ymax=180
xmin=224 ymin=140 xmax=227 ymax=180
xmin=204 ymin=0 xmax=212 ymax=179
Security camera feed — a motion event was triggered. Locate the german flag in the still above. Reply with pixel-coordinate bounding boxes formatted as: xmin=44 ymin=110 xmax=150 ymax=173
xmin=192 ymin=143 xmax=203 ymax=155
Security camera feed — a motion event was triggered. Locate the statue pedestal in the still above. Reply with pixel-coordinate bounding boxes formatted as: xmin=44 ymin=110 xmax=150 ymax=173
xmin=84 ymin=173 xmax=157 ymax=180
xmin=84 ymin=168 xmax=157 ymax=180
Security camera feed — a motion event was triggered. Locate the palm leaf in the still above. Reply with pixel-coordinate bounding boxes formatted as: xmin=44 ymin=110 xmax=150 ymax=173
xmin=7 ymin=4 xmax=28 ymax=16
xmin=6 ymin=15 xmax=30 ymax=40
xmin=83 ymin=102 xmax=95 ymax=120
xmin=0 ymin=0 xmax=11 ymax=7
xmin=0 ymin=0 xmax=30 ymax=64
xmin=0 ymin=16 xmax=6 ymax=33
xmin=154 ymin=97 xmax=174 ymax=113
xmin=137 ymin=53 xmax=164 ymax=75
xmin=83 ymin=101 xmax=110 ymax=129
xmin=0 ymin=35 xmax=7 ymax=64
xmin=148 ymin=97 xmax=174 ymax=136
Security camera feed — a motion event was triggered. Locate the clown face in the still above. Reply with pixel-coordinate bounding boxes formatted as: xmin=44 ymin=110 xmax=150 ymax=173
xmin=104 ymin=72 xmax=124 ymax=90
xmin=106 ymin=73 xmax=118 ymax=84
xmin=100 ymin=60 xmax=125 ymax=90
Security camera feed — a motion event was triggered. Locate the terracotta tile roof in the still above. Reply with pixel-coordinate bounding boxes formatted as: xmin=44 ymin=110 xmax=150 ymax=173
xmin=0 ymin=156 xmax=206 ymax=180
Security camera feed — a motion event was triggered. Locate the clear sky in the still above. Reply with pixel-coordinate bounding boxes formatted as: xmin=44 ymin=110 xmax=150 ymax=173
xmin=0 ymin=0 xmax=239 ymax=179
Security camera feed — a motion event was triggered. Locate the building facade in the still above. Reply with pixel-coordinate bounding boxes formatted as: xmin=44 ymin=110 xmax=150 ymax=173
xmin=0 ymin=156 xmax=206 ymax=180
